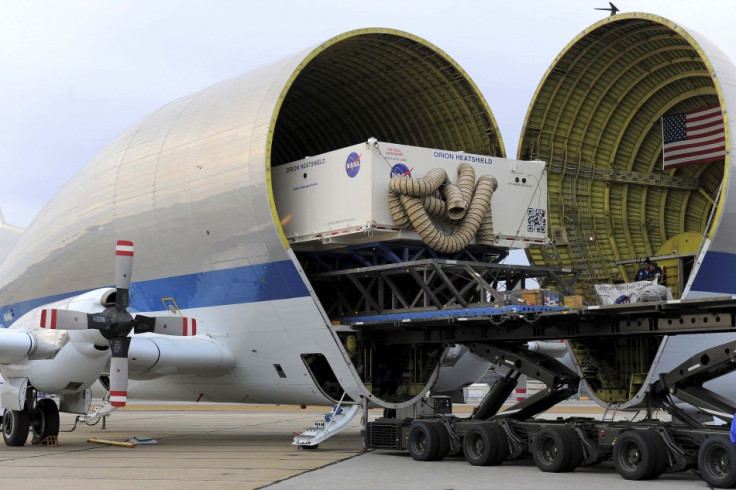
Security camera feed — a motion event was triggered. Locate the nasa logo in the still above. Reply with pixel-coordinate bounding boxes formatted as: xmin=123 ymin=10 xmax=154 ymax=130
xmin=390 ymin=163 xmax=412 ymax=178
xmin=345 ymin=152 xmax=362 ymax=178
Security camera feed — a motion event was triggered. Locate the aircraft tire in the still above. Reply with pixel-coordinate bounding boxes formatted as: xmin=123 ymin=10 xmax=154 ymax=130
xmin=698 ymin=436 xmax=736 ymax=488
xmin=613 ymin=430 xmax=666 ymax=480
xmin=408 ymin=421 xmax=441 ymax=461
xmin=463 ymin=424 xmax=507 ymax=466
xmin=31 ymin=399 xmax=60 ymax=443
xmin=2 ymin=409 xmax=30 ymax=447
xmin=532 ymin=427 xmax=575 ymax=472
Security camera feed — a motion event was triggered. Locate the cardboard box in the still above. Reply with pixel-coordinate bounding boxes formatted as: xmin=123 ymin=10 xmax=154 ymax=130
xmin=563 ymin=295 xmax=585 ymax=308
xmin=520 ymin=289 xmax=543 ymax=306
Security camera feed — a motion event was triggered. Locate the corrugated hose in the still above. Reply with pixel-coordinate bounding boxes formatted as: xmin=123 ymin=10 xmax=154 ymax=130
xmin=389 ymin=164 xmax=498 ymax=253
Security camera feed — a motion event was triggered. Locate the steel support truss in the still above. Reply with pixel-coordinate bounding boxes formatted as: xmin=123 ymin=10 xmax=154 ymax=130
xmin=300 ymin=245 xmax=580 ymax=319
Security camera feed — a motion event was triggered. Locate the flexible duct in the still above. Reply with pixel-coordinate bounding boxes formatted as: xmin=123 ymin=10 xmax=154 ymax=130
xmin=389 ymin=168 xmax=449 ymax=230
xmin=422 ymin=195 xmax=447 ymax=218
xmin=443 ymin=183 xmax=466 ymax=219
xmin=476 ymin=176 xmax=499 ymax=245
xmin=390 ymin=167 xmax=498 ymax=254
xmin=456 ymin=163 xmax=476 ymax=206
xmin=389 ymin=168 xmax=447 ymax=196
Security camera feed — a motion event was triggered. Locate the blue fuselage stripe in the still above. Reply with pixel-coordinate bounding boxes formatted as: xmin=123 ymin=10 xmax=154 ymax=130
xmin=0 ymin=259 xmax=310 ymax=326
xmin=689 ymin=251 xmax=736 ymax=294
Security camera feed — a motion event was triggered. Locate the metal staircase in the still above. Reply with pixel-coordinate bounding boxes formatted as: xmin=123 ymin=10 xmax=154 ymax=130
xmin=292 ymin=394 xmax=361 ymax=448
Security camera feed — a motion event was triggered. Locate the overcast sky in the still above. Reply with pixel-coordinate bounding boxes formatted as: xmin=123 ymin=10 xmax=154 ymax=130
xmin=1 ymin=0 xmax=735 ymax=229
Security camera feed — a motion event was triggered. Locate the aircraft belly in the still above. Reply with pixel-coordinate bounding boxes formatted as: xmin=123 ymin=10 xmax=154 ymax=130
xmin=126 ymin=298 xmax=363 ymax=406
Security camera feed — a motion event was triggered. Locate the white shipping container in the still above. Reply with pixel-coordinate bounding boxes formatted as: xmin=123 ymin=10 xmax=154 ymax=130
xmin=272 ymin=140 xmax=548 ymax=249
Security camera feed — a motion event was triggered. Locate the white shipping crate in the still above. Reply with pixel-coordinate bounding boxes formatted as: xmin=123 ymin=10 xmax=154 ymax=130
xmin=272 ymin=140 xmax=548 ymax=249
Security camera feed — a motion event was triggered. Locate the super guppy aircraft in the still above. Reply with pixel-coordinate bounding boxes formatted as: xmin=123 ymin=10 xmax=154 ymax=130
xmin=0 ymin=27 xmax=505 ymax=446
xmin=0 ymin=14 xmax=735 ymax=475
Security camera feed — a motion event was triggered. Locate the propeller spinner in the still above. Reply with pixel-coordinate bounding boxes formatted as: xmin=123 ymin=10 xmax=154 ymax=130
xmin=40 ymin=240 xmax=197 ymax=407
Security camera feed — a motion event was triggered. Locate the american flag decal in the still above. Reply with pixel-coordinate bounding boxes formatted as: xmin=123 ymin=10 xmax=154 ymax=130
xmin=662 ymin=104 xmax=726 ymax=170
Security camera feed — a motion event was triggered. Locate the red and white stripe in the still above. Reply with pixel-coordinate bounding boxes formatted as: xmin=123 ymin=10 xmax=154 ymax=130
xmin=110 ymin=390 xmax=127 ymax=407
xmin=116 ymin=240 xmax=134 ymax=256
xmin=40 ymin=309 xmax=57 ymax=329
xmin=663 ymin=105 xmax=726 ymax=169
xmin=183 ymin=317 xmax=197 ymax=336
xmin=515 ymin=387 xmax=528 ymax=402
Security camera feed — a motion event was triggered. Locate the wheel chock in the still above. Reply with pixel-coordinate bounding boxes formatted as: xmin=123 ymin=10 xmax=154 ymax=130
xmin=38 ymin=436 xmax=60 ymax=446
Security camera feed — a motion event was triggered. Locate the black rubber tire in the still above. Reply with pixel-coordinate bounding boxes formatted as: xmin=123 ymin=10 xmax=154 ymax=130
xmin=560 ymin=427 xmax=584 ymax=472
xmin=463 ymin=424 xmax=508 ymax=466
xmin=31 ymin=399 xmax=60 ymax=443
xmin=408 ymin=421 xmax=441 ymax=461
xmin=433 ymin=422 xmax=451 ymax=461
xmin=486 ymin=423 xmax=510 ymax=465
xmin=532 ymin=427 xmax=574 ymax=472
xmin=299 ymin=444 xmax=319 ymax=450
xmin=698 ymin=436 xmax=736 ymax=488
xmin=2 ymin=409 xmax=30 ymax=447
xmin=613 ymin=430 xmax=666 ymax=480
xmin=646 ymin=430 xmax=668 ymax=480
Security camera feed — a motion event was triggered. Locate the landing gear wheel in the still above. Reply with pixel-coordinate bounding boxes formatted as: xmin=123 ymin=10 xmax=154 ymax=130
xmin=613 ymin=430 xmax=667 ymax=480
xmin=299 ymin=444 xmax=319 ymax=450
xmin=31 ymin=398 xmax=60 ymax=444
xmin=532 ymin=427 xmax=577 ymax=472
xmin=408 ymin=421 xmax=441 ymax=461
xmin=463 ymin=424 xmax=509 ymax=466
xmin=2 ymin=409 xmax=30 ymax=447
xmin=698 ymin=436 xmax=736 ymax=488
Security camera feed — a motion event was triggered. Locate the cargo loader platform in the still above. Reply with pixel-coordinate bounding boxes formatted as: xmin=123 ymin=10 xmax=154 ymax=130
xmin=337 ymin=295 xmax=736 ymax=344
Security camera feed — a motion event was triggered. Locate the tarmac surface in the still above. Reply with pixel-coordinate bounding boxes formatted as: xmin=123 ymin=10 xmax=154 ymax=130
xmin=0 ymin=401 xmax=711 ymax=489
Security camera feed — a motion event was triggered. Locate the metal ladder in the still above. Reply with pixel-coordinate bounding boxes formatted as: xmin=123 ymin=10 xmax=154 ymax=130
xmin=292 ymin=393 xmax=361 ymax=448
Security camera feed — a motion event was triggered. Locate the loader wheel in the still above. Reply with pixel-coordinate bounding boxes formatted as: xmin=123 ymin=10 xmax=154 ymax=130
xmin=532 ymin=426 xmax=580 ymax=472
xmin=2 ymin=409 xmax=30 ymax=447
xmin=463 ymin=424 xmax=508 ymax=466
xmin=698 ymin=436 xmax=736 ymax=488
xmin=433 ymin=421 xmax=451 ymax=460
xmin=408 ymin=421 xmax=441 ymax=461
xmin=613 ymin=430 xmax=667 ymax=480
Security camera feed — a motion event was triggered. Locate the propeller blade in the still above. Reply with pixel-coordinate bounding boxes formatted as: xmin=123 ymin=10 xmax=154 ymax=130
xmin=40 ymin=309 xmax=111 ymax=331
xmin=109 ymin=337 xmax=131 ymax=407
xmin=115 ymin=240 xmax=134 ymax=308
xmin=134 ymin=315 xmax=197 ymax=336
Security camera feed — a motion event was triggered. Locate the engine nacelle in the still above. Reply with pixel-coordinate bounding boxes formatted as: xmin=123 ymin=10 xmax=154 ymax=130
xmin=0 ymin=330 xmax=35 ymax=364
xmin=0 ymin=288 xmax=115 ymax=394
xmin=3 ymin=338 xmax=109 ymax=394
xmin=128 ymin=336 xmax=235 ymax=379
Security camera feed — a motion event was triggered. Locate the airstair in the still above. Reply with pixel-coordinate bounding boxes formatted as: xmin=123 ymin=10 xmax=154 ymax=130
xmin=292 ymin=393 xmax=361 ymax=448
